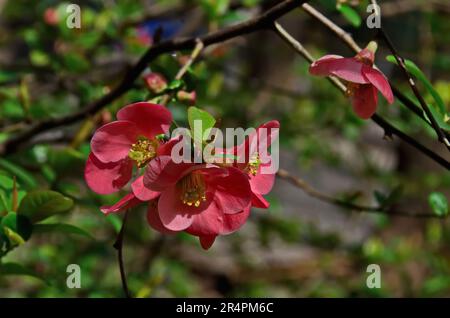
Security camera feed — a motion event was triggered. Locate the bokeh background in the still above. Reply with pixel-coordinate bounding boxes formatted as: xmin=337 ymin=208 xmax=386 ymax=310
xmin=0 ymin=0 xmax=449 ymax=297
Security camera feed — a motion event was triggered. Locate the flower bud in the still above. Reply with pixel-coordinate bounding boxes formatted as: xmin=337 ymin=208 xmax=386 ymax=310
xmin=144 ymin=73 xmax=167 ymax=94
xmin=176 ymin=90 xmax=196 ymax=105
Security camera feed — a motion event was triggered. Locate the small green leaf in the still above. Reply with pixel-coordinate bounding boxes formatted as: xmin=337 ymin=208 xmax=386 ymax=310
xmin=18 ymin=191 xmax=74 ymax=223
xmin=428 ymin=192 xmax=448 ymax=217
xmin=337 ymin=4 xmax=361 ymax=28
xmin=1 ymin=212 xmax=33 ymax=241
xmin=188 ymin=106 xmax=216 ymax=146
xmin=167 ymin=79 xmax=185 ymax=90
xmin=33 ymin=223 xmax=93 ymax=239
xmin=0 ymin=262 xmax=49 ymax=284
xmin=386 ymin=55 xmax=447 ymax=115
xmin=0 ymin=158 xmax=37 ymax=188
xmin=2 ymin=227 xmax=25 ymax=245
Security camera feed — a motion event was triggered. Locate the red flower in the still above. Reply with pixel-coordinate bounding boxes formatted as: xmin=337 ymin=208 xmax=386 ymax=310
xmin=85 ymin=102 xmax=172 ymax=197
xmin=309 ymin=42 xmax=394 ymax=119
xmin=218 ymin=120 xmax=280 ymax=209
xmin=143 ymin=156 xmax=252 ymax=249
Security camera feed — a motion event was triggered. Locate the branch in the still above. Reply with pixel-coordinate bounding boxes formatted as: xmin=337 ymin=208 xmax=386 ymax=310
xmin=277 ymin=169 xmax=442 ymax=218
xmin=113 ymin=210 xmax=131 ymax=298
xmin=273 ymin=22 xmax=450 ymax=170
xmin=0 ymin=0 xmax=308 ymax=156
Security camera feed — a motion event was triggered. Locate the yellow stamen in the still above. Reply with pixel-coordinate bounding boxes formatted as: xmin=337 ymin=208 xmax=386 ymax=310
xmin=246 ymin=152 xmax=261 ymax=176
xmin=128 ymin=137 xmax=157 ymax=168
xmin=179 ymin=172 xmax=207 ymax=207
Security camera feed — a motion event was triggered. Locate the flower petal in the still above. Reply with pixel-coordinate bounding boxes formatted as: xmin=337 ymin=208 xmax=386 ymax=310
xmin=187 ymin=203 xmax=251 ymax=236
xmin=310 ymin=56 xmax=369 ymax=84
xmin=100 ymin=193 xmax=142 ymax=215
xmin=85 ymin=153 xmax=132 ymax=194
xmin=91 ymin=121 xmax=139 ymax=163
xmin=210 ymin=167 xmax=252 ymax=214
xmin=131 ymin=176 xmax=160 ymax=201
xmin=199 ymin=235 xmax=216 ymax=250
xmin=157 ymin=186 xmax=196 ymax=231
xmin=146 ymin=201 xmax=177 ymax=234
xmin=251 ymin=192 xmax=270 ymax=209
xmin=117 ymin=102 xmax=172 ymax=138
xmin=352 ymin=84 xmax=378 ymax=119
xmin=157 ymin=135 xmax=182 ymax=156
xmin=250 ymin=165 xmax=275 ymax=195
xmin=362 ymin=66 xmax=394 ymax=104
xmin=144 ymin=156 xmax=194 ymax=192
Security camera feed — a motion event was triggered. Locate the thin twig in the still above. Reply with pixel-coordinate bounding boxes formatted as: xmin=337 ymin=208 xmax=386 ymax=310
xmin=377 ymin=29 xmax=450 ymax=150
xmin=113 ymin=210 xmax=131 ymax=298
xmin=277 ymin=169 xmax=442 ymax=218
xmin=273 ymin=22 xmax=450 ymax=170
xmin=160 ymin=39 xmax=204 ymax=105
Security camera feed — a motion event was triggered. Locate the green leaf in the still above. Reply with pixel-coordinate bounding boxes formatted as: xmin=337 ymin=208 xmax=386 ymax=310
xmin=33 ymin=223 xmax=93 ymax=239
xmin=29 ymin=50 xmax=50 ymax=67
xmin=0 ymin=158 xmax=37 ymax=188
xmin=428 ymin=192 xmax=448 ymax=217
xmin=0 ymin=262 xmax=49 ymax=284
xmin=1 ymin=212 xmax=32 ymax=241
xmin=18 ymin=191 xmax=74 ymax=223
xmin=2 ymin=227 xmax=25 ymax=245
xmin=188 ymin=106 xmax=216 ymax=146
xmin=167 ymin=79 xmax=185 ymax=90
xmin=386 ymin=55 xmax=447 ymax=115
xmin=337 ymin=4 xmax=361 ymax=28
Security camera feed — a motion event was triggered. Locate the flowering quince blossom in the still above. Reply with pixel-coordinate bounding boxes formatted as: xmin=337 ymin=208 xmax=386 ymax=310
xmin=85 ymin=102 xmax=173 ymax=208
xmin=309 ymin=41 xmax=394 ymax=119
xmin=218 ymin=121 xmax=280 ymax=210
xmin=84 ymin=101 xmax=279 ymax=250
xmin=143 ymin=157 xmax=253 ymax=249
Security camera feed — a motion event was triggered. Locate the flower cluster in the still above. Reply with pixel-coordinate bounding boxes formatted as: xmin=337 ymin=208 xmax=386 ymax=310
xmin=85 ymin=102 xmax=279 ymax=249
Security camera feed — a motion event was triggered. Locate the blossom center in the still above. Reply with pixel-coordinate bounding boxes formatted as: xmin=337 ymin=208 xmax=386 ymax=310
xmin=179 ymin=172 xmax=207 ymax=207
xmin=345 ymin=82 xmax=360 ymax=97
xmin=246 ymin=152 xmax=261 ymax=176
xmin=128 ymin=137 xmax=158 ymax=168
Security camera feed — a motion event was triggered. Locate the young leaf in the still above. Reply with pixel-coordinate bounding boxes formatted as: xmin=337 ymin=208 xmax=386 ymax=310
xmin=187 ymin=106 xmax=216 ymax=146
xmin=428 ymin=192 xmax=448 ymax=217
xmin=1 ymin=212 xmax=33 ymax=241
xmin=337 ymin=4 xmax=361 ymax=28
xmin=18 ymin=190 xmax=74 ymax=223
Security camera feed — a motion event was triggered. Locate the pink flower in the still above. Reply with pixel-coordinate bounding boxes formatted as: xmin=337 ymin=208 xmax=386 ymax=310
xmin=218 ymin=120 xmax=280 ymax=209
xmin=143 ymin=156 xmax=252 ymax=249
xmin=309 ymin=42 xmax=394 ymax=119
xmin=85 ymin=102 xmax=172 ymax=198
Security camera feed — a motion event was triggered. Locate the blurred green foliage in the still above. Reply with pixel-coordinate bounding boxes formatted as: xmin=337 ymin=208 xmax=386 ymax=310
xmin=0 ymin=0 xmax=449 ymax=297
